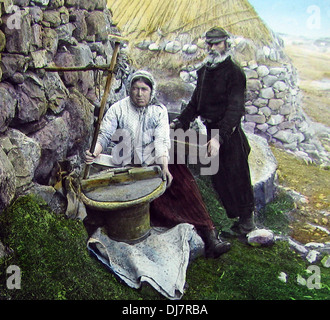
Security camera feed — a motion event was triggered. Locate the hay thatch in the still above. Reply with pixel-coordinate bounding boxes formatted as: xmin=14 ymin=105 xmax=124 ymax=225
xmin=107 ymin=0 xmax=273 ymax=45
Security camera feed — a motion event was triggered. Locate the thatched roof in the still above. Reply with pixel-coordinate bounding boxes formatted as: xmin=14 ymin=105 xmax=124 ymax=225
xmin=107 ymin=0 xmax=273 ymax=45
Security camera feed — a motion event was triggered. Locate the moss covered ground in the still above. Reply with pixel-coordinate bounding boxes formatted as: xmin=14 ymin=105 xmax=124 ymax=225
xmin=0 ymin=173 xmax=329 ymax=300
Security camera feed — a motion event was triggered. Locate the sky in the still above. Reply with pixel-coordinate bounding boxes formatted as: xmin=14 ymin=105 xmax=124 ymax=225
xmin=248 ymin=0 xmax=330 ymax=39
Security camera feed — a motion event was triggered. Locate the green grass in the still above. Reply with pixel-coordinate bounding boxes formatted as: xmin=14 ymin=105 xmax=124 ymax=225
xmin=0 ymin=190 xmax=329 ymax=300
xmin=0 ymin=195 xmax=143 ymax=300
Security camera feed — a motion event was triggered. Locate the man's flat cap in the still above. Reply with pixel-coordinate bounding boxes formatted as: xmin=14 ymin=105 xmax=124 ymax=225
xmin=205 ymin=27 xmax=229 ymax=43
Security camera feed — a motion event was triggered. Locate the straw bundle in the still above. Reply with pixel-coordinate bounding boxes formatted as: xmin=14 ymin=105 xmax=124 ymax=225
xmin=107 ymin=0 xmax=273 ymax=45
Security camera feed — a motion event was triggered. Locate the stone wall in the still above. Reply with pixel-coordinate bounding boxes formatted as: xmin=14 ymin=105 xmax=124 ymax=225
xmin=0 ymin=0 xmax=130 ymax=211
xmin=180 ymin=58 xmax=329 ymax=166
xmin=135 ymin=31 xmax=328 ymax=166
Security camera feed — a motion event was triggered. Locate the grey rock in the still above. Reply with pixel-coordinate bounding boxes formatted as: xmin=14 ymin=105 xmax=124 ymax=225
xmin=71 ymin=10 xmax=87 ymax=42
xmin=257 ymin=65 xmax=269 ymax=77
xmin=273 ymin=80 xmax=287 ymax=92
xmin=306 ymin=250 xmax=320 ymax=263
xmin=0 ymin=147 xmax=16 ymax=210
xmin=259 ymin=106 xmax=272 ymax=117
xmin=42 ymin=27 xmax=59 ymax=56
xmin=31 ymin=114 xmax=70 ymax=183
xmin=0 ymin=83 xmax=17 ymax=133
xmin=30 ymin=49 xmax=49 ymax=68
xmin=244 ymin=68 xmax=258 ymax=79
xmin=54 ymin=50 xmax=79 ymax=86
xmin=247 ymin=133 xmax=278 ymax=208
xmin=269 ymin=67 xmax=286 ymax=75
xmin=31 ymin=24 xmax=43 ymax=49
xmin=260 ymin=87 xmax=274 ymax=99
xmin=149 ymin=43 xmax=161 ymax=51
xmin=267 ymin=126 xmax=279 ymax=135
xmin=256 ymin=123 xmax=269 ymax=132
xmin=30 ymin=6 xmax=44 ymax=23
xmin=242 ymin=122 xmax=256 ymax=134
xmin=253 ymin=98 xmax=268 ymax=107
xmin=267 ymin=114 xmax=284 ymax=126
xmin=43 ymin=72 xmax=69 ymax=113
xmin=86 ymin=11 xmax=109 ymax=41
xmin=16 ymin=73 xmax=47 ymax=123
xmin=55 ymin=23 xmax=75 ymax=42
xmin=165 ymin=41 xmax=182 ymax=53
xmin=321 ymin=255 xmax=330 ymax=268
xmin=273 ymin=130 xmax=295 ymax=144
xmin=247 ymin=229 xmax=275 ymax=247
xmin=245 ymin=114 xmax=266 ymax=124
xmin=263 ymin=75 xmax=278 ymax=87
xmin=268 ymin=99 xmax=284 ymax=111
xmin=245 ymin=105 xmax=258 ymax=114
xmin=3 ymin=10 xmax=32 ymax=54
xmin=48 ymin=0 xmax=65 ymax=9
xmin=248 ymin=60 xmax=258 ymax=69
xmin=288 ymin=238 xmax=308 ymax=255
xmin=33 ymin=0 xmax=50 ymax=6
xmin=280 ymin=104 xmax=293 ymax=115
xmin=247 ymin=79 xmax=262 ymax=91
xmin=43 ymin=10 xmax=62 ymax=28
xmin=6 ymin=128 xmax=41 ymax=190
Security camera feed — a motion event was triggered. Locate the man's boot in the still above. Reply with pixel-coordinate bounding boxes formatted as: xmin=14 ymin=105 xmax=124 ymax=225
xmin=231 ymin=213 xmax=256 ymax=236
xmin=198 ymin=228 xmax=231 ymax=259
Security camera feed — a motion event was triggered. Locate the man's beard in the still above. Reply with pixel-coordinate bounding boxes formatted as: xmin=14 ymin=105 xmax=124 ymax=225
xmin=205 ymin=50 xmax=228 ymax=67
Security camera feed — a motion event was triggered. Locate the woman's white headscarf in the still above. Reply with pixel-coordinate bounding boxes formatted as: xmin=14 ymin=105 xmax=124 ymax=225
xmin=127 ymin=70 xmax=158 ymax=105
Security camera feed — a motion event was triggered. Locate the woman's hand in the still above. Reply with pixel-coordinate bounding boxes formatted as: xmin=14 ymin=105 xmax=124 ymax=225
xmin=85 ymin=143 xmax=103 ymax=164
xmin=162 ymin=167 xmax=173 ymax=188
xmin=157 ymin=155 xmax=173 ymax=188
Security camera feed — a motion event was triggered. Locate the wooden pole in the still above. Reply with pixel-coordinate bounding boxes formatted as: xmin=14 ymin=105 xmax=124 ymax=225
xmin=44 ymin=65 xmax=110 ymax=72
xmin=83 ymin=41 xmax=121 ymax=179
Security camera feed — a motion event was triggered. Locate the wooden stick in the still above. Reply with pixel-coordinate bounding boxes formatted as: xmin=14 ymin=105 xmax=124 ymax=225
xmin=43 ymin=65 xmax=111 ymax=72
xmin=83 ymin=42 xmax=121 ymax=179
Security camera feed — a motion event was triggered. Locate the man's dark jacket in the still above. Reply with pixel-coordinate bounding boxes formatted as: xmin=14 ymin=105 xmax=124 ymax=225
xmin=176 ymin=56 xmax=255 ymax=218
xmin=177 ymin=56 xmax=246 ymax=144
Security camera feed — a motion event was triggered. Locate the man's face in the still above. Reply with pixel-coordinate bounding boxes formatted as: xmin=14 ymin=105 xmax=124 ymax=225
xmin=130 ymin=80 xmax=152 ymax=108
xmin=207 ymin=40 xmax=226 ymax=56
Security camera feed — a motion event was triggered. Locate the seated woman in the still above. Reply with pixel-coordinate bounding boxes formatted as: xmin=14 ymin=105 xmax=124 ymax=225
xmin=85 ymin=70 xmax=230 ymax=258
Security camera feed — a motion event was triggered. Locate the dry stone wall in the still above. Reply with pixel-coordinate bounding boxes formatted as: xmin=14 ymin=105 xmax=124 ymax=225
xmin=0 ymin=0 xmax=130 ymax=211
xmin=137 ymin=32 xmax=329 ymax=166
xmin=180 ymin=58 xmax=329 ymax=166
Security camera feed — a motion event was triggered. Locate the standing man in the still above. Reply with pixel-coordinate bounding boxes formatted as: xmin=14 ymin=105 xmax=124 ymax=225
xmin=171 ymin=27 xmax=256 ymax=236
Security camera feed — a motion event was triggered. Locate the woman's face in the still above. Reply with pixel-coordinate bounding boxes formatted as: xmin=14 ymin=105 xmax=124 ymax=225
xmin=130 ymin=80 xmax=152 ymax=108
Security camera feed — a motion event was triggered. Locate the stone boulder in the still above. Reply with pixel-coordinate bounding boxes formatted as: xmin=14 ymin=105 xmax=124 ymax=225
xmin=3 ymin=9 xmax=32 ymax=54
xmin=85 ymin=10 xmax=109 ymax=41
xmin=63 ymin=88 xmax=95 ymax=155
xmin=54 ymin=50 xmax=79 ymax=87
xmin=247 ymin=229 xmax=275 ymax=247
xmin=0 ymin=147 xmax=16 ymax=211
xmin=5 ymin=128 xmax=41 ymax=192
xmin=247 ymin=132 xmax=278 ymax=210
xmin=0 ymin=82 xmax=17 ymax=132
xmin=31 ymin=113 xmax=70 ymax=183
xmin=16 ymin=73 xmax=48 ymax=123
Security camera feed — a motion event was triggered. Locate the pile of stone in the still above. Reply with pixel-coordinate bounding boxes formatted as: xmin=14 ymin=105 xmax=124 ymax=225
xmin=180 ymin=59 xmax=329 ymax=166
xmin=0 ymin=0 xmax=130 ymax=211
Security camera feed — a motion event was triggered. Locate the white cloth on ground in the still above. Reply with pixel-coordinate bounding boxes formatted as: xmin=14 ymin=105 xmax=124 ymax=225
xmin=87 ymin=223 xmax=204 ymax=300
